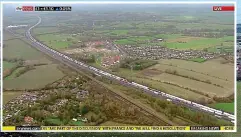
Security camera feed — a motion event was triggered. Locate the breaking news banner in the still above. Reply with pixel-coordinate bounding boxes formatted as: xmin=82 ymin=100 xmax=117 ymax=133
xmin=212 ymin=5 xmax=235 ymax=11
xmin=2 ymin=126 xmax=235 ymax=131
xmin=15 ymin=6 xmax=72 ymax=11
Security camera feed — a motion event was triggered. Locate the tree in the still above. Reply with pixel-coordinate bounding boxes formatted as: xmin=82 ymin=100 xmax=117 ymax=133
xmin=18 ymin=60 xmax=24 ymax=66
xmin=169 ymin=106 xmax=178 ymax=117
xmin=90 ymin=114 xmax=98 ymax=122
xmin=198 ymin=97 xmax=207 ymax=105
xmin=67 ymin=38 xmax=72 ymax=41
xmin=15 ymin=115 xmax=22 ymax=123
xmin=81 ymin=105 xmax=89 ymax=115
xmin=127 ymin=107 xmax=135 ymax=116
xmin=203 ymin=48 xmax=208 ymax=52
xmin=156 ymin=100 xmax=167 ymax=109
xmin=58 ymin=112 xmax=64 ymax=121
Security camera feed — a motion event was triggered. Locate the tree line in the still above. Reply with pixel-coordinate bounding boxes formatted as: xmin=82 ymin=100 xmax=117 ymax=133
xmin=120 ymin=58 xmax=158 ymax=70
xmin=126 ymin=86 xmax=232 ymax=126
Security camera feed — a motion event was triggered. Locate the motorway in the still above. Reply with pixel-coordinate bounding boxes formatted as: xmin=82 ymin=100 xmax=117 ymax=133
xmin=22 ymin=16 xmax=235 ymax=124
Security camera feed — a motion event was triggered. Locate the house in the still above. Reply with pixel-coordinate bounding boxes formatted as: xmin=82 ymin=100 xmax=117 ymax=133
xmin=81 ymin=118 xmax=88 ymax=122
xmin=24 ymin=116 xmax=33 ymax=124
xmin=76 ymin=90 xmax=89 ymax=99
xmin=157 ymin=38 xmax=163 ymax=42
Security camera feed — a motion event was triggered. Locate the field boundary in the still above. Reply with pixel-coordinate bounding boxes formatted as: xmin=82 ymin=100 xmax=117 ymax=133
xmin=158 ymin=62 xmax=232 ymax=82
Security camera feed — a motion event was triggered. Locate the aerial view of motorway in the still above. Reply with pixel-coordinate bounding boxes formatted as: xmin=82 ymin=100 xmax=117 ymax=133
xmin=2 ymin=4 xmax=235 ymax=127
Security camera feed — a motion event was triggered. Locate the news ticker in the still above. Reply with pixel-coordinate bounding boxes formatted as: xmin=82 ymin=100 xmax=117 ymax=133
xmin=2 ymin=126 xmax=235 ymax=131
xmin=16 ymin=6 xmax=72 ymax=12
xmin=15 ymin=5 xmax=234 ymax=12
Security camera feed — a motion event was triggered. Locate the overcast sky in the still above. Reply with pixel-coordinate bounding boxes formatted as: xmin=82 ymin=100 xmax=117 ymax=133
xmin=0 ymin=0 xmax=240 ymax=23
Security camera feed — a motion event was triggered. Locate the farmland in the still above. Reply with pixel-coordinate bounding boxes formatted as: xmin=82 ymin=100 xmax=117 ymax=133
xmin=111 ymin=58 xmax=234 ymax=106
xmin=156 ymin=58 xmax=234 ymax=81
xmin=210 ymin=102 xmax=234 ymax=113
xmin=164 ymin=36 xmax=234 ymax=50
xmin=100 ymin=121 xmax=135 ymax=126
xmin=36 ymin=33 xmax=78 ymax=49
xmin=117 ymin=71 xmax=211 ymax=102
xmin=151 ymin=73 xmax=229 ymax=97
xmin=150 ymin=59 xmax=234 ymax=96
xmin=14 ymin=28 xmax=26 ymax=35
xmin=31 ymin=5 xmax=234 ymax=52
xmin=3 ymin=91 xmax=24 ymax=105
xmin=3 ymin=31 xmax=16 ymax=41
xmin=32 ymin=26 xmax=63 ymax=35
xmin=3 ymin=64 xmax=65 ymax=90
xmin=3 ymin=61 xmax=16 ymax=71
xmin=4 ymin=67 xmax=25 ymax=80
xmin=114 ymin=34 xmax=234 ymax=50
xmin=3 ymin=39 xmax=44 ymax=60
xmin=2 ymin=32 xmax=66 ymax=90
xmin=189 ymin=58 xmax=206 ymax=63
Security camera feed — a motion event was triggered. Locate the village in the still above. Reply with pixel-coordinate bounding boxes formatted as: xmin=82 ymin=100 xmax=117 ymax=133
xmin=81 ymin=40 xmax=233 ymax=66
xmin=121 ymin=45 xmax=233 ymax=61
xmin=3 ymin=78 xmax=90 ymax=126
xmin=3 ymin=92 xmax=47 ymax=124
xmin=62 ymin=38 xmax=235 ymax=70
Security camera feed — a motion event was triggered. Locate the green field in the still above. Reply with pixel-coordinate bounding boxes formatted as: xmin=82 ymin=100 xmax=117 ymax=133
xmin=33 ymin=27 xmax=62 ymax=35
xmin=3 ymin=64 xmax=65 ymax=89
xmin=154 ymin=34 xmax=183 ymax=39
xmin=45 ymin=117 xmax=63 ymax=126
xmin=37 ymin=34 xmax=76 ymax=49
xmin=3 ymin=39 xmax=44 ymax=60
xmin=45 ymin=116 xmax=84 ymax=126
xmin=3 ymin=31 xmax=16 ymax=41
xmin=114 ymin=39 xmax=137 ymax=45
xmin=14 ymin=28 xmax=26 ymax=35
xmin=114 ymin=34 xmax=233 ymax=50
xmin=100 ymin=121 xmax=135 ymax=126
xmin=175 ymin=23 xmax=233 ymax=30
xmin=109 ymin=58 xmax=234 ymax=102
xmin=210 ymin=102 xmax=234 ymax=113
xmin=114 ymin=35 xmax=156 ymax=45
xmin=4 ymin=67 xmax=25 ymax=80
xmin=207 ymin=45 xmax=234 ymax=53
xmin=69 ymin=121 xmax=84 ymax=126
xmin=3 ymin=61 xmax=16 ymax=71
xmin=164 ymin=36 xmax=234 ymax=50
xmin=110 ymin=30 xmax=129 ymax=35
xmin=183 ymin=16 xmax=196 ymax=20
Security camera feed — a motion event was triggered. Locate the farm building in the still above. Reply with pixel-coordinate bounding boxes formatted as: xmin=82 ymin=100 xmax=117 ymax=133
xmin=24 ymin=116 xmax=33 ymax=124
xmin=157 ymin=38 xmax=163 ymax=42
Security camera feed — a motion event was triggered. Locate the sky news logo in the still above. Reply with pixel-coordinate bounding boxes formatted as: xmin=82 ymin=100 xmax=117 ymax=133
xmin=15 ymin=6 xmax=22 ymax=11
xmin=16 ymin=6 xmax=34 ymax=12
